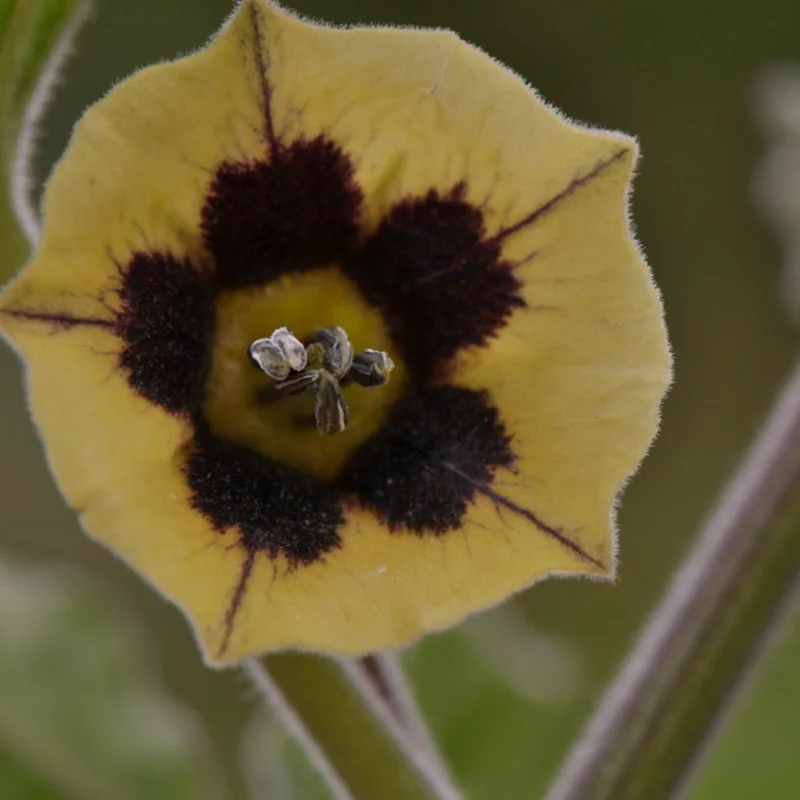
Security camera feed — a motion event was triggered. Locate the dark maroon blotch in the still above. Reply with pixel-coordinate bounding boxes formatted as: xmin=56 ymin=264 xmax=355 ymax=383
xmin=345 ymin=186 xmax=525 ymax=383
xmin=201 ymin=137 xmax=363 ymax=290
xmin=186 ymin=432 xmax=342 ymax=564
xmin=339 ymin=387 xmax=515 ymax=534
xmin=116 ymin=252 xmax=215 ymax=414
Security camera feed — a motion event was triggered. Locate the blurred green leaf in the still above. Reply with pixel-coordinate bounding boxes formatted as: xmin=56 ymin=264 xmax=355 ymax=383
xmin=407 ymin=629 xmax=581 ymax=800
xmin=0 ymin=0 xmax=88 ymax=278
xmin=0 ymin=557 xmax=228 ymax=800
xmin=463 ymin=604 xmax=586 ymax=705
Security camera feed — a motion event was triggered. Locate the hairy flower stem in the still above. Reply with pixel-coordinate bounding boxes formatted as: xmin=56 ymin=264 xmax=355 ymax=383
xmin=356 ymin=652 xmax=454 ymax=773
xmin=546 ymin=357 xmax=800 ymax=800
xmin=245 ymin=652 xmax=461 ymax=800
xmin=0 ymin=0 xmax=90 ymax=275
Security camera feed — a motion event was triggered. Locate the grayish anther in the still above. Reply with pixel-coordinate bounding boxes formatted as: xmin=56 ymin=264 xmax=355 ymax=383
xmin=311 ymin=326 xmax=354 ymax=378
xmin=249 ymin=326 xmax=307 ymax=380
xmin=248 ymin=338 xmax=290 ymax=381
xmin=314 ymin=370 xmax=350 ymax=435
xmin=350 ymin=349 xmax=395 ymax=388
xmin=249 ymin=325 xmax=395 ymax=435
xmin=271 ymin=326 xmax=308 ymax=371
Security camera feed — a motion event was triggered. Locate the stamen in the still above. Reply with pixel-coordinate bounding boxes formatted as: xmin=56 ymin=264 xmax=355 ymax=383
xmin=249 ymin=326 xmax=307 ymax=379
xmin=248 ymin=326 xmax=395 ymax=435
xmin=270 ymin=326 xmax=308 ymax=371
xmin=315 ymin=371 xmax=350 ymax=434
xmin=350 ymin=349 xmax=395 ymax=388
xmin=310 ymin=326 xmax=354 ymax=378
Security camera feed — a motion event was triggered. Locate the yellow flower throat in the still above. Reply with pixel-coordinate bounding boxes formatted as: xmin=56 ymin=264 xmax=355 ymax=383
xmin=204 ymin=266 xmax=407 ymax=482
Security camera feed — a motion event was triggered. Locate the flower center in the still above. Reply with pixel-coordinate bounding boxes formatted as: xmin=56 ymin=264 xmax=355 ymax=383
xmin=249 ymin=324 xmax=394 ymax=435
xmin=203 ymin=266 xmax=407 ymax=481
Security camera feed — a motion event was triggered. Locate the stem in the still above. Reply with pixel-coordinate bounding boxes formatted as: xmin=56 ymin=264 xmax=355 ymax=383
xmin=546 ymin=357 xmax=800 ymax=800
xmin=357 ymin=653 xmax=453 ymax=774
xmin=0 ymin=0 xmax=33 ymax=273
xmin=0 ymin=0 xmax=90 ymax=277
xmin=245 ymin=652 xmax=461 ymax=800
xmin=0 ymin=196 xmax=29 ymax=273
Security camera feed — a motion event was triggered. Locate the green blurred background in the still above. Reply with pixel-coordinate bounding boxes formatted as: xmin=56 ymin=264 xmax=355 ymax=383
xmin=2 ymin=0 xmax=799 ymax=797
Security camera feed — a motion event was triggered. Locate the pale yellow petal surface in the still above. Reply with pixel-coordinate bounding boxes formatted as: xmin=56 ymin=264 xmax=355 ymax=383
xmin=5 ymin=320 xmax=608 ymax=665
xmin=0 ymin=320 xmax=245 ymax=631
xmin=217 ymin=489 xmax=597 ymax=663
xmin=0 ymin=6 xmax=272 ymax=658
xmin=0 ymin=4 xmax=265 ymax=314
xmin=454 ymin=148 xmax=670 ymax=569
xmin=258 ymin=0 xmax=624 ymax=231
xmin=0 ymin=0 xmax=670 ymax=665
xmin=4 ymin=319 xmax=602 ymax=666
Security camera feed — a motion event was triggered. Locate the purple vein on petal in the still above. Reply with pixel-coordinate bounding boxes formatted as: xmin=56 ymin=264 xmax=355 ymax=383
xmin=0 ymin=308 xmax=116 ymax=330
xmin=491 ymin=148 xmax=629 ymax=245
xmin=247 ymin=1 xmax=278 ymax=150
xmin=443 ymin=462 xmax=607 ymax=569
xmin=218 ymin=548 xmax=257 ymax=658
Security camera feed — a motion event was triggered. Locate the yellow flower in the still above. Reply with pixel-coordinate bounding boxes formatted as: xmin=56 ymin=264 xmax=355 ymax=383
xmin=0 ymin=0 xmax=670 ymax=665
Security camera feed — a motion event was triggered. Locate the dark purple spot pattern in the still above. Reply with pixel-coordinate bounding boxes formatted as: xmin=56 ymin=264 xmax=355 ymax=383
xmin=201 ymin=137 xmax=363 ymax=290
xmin=339 ymin=387 xmax=515 ymax=534
xmin=345 ymin=185 xmax=525 ymax=382
xmin=116 ymin=252 xmax=215 ymax=414
xmin=186 ymin=431 xmax=342 ymax=563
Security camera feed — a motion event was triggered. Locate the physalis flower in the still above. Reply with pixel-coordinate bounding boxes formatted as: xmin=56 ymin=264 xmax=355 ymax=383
xmin=0 ymin=0 xmax=670 ymax=665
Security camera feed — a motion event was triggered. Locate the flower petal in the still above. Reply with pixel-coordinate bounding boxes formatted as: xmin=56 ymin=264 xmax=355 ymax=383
xmin=1 ymin=2 xmax=266 ymax=314
xmin=452 ymin=147 xmax=669 ymax=571
xmin=257 ymin=0 xmax=622 ymax=230
xmin=0 ymin=0 xmax=670 ymax=665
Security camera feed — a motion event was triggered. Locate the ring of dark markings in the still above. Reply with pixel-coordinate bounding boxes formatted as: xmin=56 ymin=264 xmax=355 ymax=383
xmin=338 ymin=387 xmax=515 ymax=534
xmin=115 ymin=252 xmax=217 ymax=414
xmin=201 ymin=136 xmax=363 ymax=291
xmin=185 ymin=426 xmax=343 ymax=657
xmin=345 ymin=184 xmax=526 ymax=384
xmin=186 ymin=430 xmax=343 ymax=562
xmin=2 ymin=14 xmax=622 ymax=651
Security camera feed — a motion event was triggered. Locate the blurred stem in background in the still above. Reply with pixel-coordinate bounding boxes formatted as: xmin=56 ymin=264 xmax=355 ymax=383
xmin=0 ymin=0 xmax=90 ymax=276
xmin=545 ymin=357 xmax=800 ymax=800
